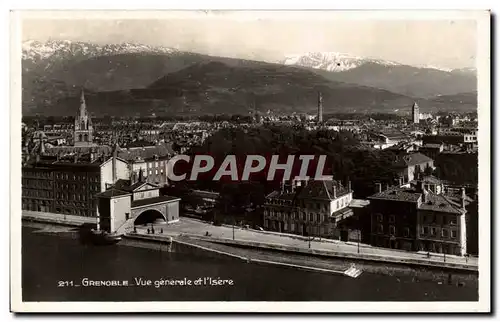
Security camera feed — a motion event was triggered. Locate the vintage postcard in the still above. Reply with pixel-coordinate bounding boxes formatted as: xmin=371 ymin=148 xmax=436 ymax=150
xmin=10 ymin=10 xmax=491 ymax=312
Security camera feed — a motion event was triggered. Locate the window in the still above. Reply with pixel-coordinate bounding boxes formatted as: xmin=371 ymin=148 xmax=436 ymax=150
xmin=389 ymin=225 xmax=396 ymax=236
xmin=442 ymin=229 xmax=449 ymax=238
xmin=309 ymin=213 xmax=313 ymax=221
xmin=376 ymin=214 xmax=383 ymax=222
xmin=449 ymin=216 xmax=457 ymax=225
xmin=155 ymin=170 xmax=158 ymax=175
xmin=316 ymin=214 xmax=321 ymax=222
xmin=377 ymin=224 xmax=383 ymax=234
xmin=404 ymin=227 xmax=410 ymax=237
xmin=155 ymin=162 xmax=159 ymax=167
xmin=431 ymin=227 xmax=437 ymax=236
xmin=389 ymin=215 xmax=395 ymax=223
xmin=451 ymin=230 xmax=457 ymax=238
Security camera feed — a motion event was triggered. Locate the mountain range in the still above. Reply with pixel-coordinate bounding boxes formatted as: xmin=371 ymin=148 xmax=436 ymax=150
xmin=21 ymin=40 xmax=478 ymax=116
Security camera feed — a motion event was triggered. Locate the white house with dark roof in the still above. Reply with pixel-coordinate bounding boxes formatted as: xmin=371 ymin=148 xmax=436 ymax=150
xmin=395 ymin=152 xmax=435 ymax=184
xmin=96 ymin=175 xmax=180 ymax=235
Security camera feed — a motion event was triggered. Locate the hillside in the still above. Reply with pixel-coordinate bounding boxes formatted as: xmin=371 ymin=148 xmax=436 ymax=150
xmin=21 ymin=41 xmax=478 ymax=116
xmin=314 ymin=62 xmax=477 ymax=98
xmin=25 ymin=60 xmax=419 ymax=117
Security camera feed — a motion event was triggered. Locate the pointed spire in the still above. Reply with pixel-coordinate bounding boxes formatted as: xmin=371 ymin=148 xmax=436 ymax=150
xmin=79 ymin=89 xmax=87 ymax=117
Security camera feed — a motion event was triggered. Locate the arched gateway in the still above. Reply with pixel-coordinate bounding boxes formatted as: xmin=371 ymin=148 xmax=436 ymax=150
xmin=95 ymin=181 xmax=180 ymax=235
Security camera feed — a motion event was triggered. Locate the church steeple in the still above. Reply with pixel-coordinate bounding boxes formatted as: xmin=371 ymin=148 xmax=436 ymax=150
xmin=79 ymin=89 xmax=87 ymax=118
xmin=74 ymin=88 xmax=94 ymax=147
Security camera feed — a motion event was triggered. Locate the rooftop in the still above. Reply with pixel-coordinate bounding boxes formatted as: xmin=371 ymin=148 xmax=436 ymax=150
xmin=398 ymin=152 xmax=434 ymax=167
xmin=297 ymin=180 xmax=350 ymax=201
xmin=369 ymin=187 xmax=422 ymax=203
xmin=132 ymin=195 xmax=181 ymax=208
xmin=96 ymin=188 xmax=131 ymax=198
xmin=117 ymin=143 xmax=174 ymax=161
xmin=421 ymin=143 xmax=443 ymax=149
xmin=418 ymin=193 xmax=464 ymax=214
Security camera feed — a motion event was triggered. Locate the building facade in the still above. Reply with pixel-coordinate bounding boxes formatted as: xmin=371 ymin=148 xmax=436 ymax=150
xmin=263 ymin=179 xmax=355 ymax=238
xmin=22 ymin=154 xmax=130 ymax=218
xmin=368 ymin=179 xmax=469 ymax=255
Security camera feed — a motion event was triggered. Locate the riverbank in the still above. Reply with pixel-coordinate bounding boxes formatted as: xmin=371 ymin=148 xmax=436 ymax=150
xmin=21 ymin=219 xmax=478 ymax=288
xmin=21 ymin=212 xmax=478 ymax=283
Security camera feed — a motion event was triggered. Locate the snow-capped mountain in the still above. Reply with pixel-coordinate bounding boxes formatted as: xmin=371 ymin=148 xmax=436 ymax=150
xmin=280 ymin=52 xmax=401 ymax=72
xmin=22 ymin=40 xmax=177 ymax=72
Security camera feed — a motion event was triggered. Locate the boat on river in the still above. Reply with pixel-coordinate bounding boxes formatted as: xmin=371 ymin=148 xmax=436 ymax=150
xmin=78 ymin=224 xmax=122 ymax=246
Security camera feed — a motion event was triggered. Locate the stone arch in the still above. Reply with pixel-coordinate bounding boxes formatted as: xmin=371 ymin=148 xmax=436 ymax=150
xmin=133 ymin=209 xmax=167 ymax=226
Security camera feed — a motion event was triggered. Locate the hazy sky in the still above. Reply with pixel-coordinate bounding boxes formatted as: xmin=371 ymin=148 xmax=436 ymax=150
xmin=21 ymin=11 xmax=478 ymax=69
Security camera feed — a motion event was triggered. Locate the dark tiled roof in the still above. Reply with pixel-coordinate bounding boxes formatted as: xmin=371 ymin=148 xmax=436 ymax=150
xmin=380 ymin=129 xmax=409 ymax=140
xmin=46 ymin=145 xmax=113 ymax=155
xmin=113 ymin=179 xmax=132 ymax=191
xmin=418 ymin=193 xmax=464 ymax=214
xmin=132 ymin=195 xmax=180 ymax=208
xmin=369 ymin=187 xmax=422 ymax=203
xmin=117 ymin=143 xmax=174 ymax=161
xmin=399 ymin=153 xmax=434 ymax=167
xmin=96 ymin=188 xmax=131 ymax=198
xmin=113 ymin=180 xmax=158 ymax=192
xmin=266 ymin=191 xmax=297 ymax=201
xmin=297 ymin=180 xmax=350 ymax=200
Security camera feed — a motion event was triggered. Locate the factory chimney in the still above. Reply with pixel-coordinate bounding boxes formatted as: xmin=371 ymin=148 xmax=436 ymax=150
xmin=317 ymin=91 xmax=323 ymax=124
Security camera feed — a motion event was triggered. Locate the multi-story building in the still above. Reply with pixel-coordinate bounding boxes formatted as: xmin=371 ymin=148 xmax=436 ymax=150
xmin=22 ymin=151 xmax=130 ymax=218
xmin=263 ymin=179 xmax=355 ymax=238
xmin=395 ymin=152 xmax=435 ymax=183
xmin=368 ymin=178 xmax=470 ymax=255
xmin=117 ymin=143 xmax=174 ymax=186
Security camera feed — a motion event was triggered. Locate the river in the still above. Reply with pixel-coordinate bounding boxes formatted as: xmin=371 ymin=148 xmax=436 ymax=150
xmin=21 ymin=224 xmax=478 ymax=302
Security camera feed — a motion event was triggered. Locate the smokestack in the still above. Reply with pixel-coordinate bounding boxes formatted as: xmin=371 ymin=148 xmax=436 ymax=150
xmin=317 ymin=92 xmax=323 ymax=124
xmin=375 ymin=182 xmax=382 ymax=193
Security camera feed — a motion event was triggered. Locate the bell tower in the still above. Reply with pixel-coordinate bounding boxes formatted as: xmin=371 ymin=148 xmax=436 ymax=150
xmin=74 ymin=90 xmax=94 ymax=147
